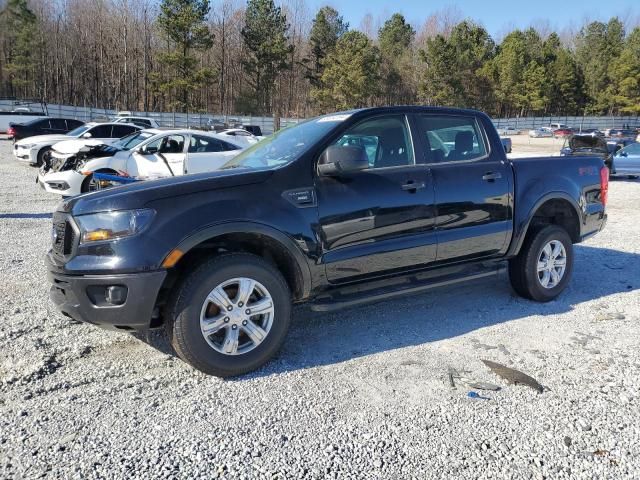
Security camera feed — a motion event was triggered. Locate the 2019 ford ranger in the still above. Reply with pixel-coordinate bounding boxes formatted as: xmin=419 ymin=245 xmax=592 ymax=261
xmin=46 ymin=107 xmax=608 ymax=377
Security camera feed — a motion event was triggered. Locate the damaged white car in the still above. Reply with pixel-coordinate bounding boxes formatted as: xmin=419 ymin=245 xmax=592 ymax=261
xmin=37 ymin=129 xmax=246 ymax=196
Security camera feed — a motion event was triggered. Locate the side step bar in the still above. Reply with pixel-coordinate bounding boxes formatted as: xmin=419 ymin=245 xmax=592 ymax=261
xmin=309 ymin=261 xmax=506 ymax=312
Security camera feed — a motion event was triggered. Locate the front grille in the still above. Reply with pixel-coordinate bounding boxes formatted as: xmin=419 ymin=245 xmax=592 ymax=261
xmin=52 ymin=212 xmax=76 ymax=256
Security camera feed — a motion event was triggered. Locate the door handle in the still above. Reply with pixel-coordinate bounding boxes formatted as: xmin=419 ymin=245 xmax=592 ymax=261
xmin=482 ymin=172 xmax=502 ymax=181
xmin=401 ymin=181 xmax=426 ymax=191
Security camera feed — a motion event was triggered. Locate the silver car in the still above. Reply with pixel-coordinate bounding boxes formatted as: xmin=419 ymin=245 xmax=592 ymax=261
xmin=528 ymin=127 xmax=553 ymax=138
xmin=612 ymin=143 xmax=640 ymax=178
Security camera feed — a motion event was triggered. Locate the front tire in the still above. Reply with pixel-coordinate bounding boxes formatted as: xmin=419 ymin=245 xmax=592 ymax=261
xmin=36 ymin=147 xmax=51 ymax=167
xmin=508 ymin=225 xmax=574 ymax=302
xmin=166 ymin=253 xmax=291 ymax=377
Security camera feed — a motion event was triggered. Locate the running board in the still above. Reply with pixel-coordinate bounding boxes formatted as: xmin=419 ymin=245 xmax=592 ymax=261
xmin=309 ymin=262 xmax=506 ymax=312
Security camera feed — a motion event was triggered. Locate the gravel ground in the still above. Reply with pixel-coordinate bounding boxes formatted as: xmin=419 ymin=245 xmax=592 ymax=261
xmin=1 ymin=136 xmax=639 ymax=479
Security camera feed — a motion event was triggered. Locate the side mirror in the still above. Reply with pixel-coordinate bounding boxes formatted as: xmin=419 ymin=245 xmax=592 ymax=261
xmin=82 ymin=132 xmax=92 ymax=138
xmin=140 ymin=145 xmax=158 ymax=155
xmin=318 ymin=145 xmax=369 ymax=176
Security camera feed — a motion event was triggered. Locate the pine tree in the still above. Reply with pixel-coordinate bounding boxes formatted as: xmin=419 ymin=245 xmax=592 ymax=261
xmin=312 ymin=31 xmax=380 ymax=111
xmin=419 ymin=21 xmax=494 ymax=111
xmin=575 ymin=18 xmax=625 ymax=114
xmin=306 ymin=6 xmax=348 ymax=88
xmin=378 ymin=13 xmax=415 ymax=105
xmin=610 ymin=27 xmax=640 ymax=114
xmin=156 ymin=0 xmax=215 ymax=111
xmin=241 ymin=0 xmax=292 ymax=114
xmin=0 ymin=0 xmax=40 ymax=98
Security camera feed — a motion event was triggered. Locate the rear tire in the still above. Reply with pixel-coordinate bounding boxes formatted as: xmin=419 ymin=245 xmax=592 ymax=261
xmin=166 ymin=253 xmax=291 ymax=377
xmin=508 ymin=225 xmax=574 ymax=302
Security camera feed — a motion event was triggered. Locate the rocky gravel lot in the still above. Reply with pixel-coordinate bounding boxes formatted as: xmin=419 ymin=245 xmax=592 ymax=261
xmin=1 ymin=136 xmax=639 ymax=479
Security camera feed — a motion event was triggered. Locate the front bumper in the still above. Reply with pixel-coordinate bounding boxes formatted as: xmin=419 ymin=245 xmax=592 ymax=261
xmin=48 ymin=267 xmax=167 ymax=330
xmin=13 ymin=145 xmax=37 ymax=163
xmin=38 ymin=170 xmax=85 ymax=196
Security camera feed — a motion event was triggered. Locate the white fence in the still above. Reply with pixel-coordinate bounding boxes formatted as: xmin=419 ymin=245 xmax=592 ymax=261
xmin=0 ymin=99 xmax=301 ymax=135
xmin=492 ymin=115 xmax=640 ymax=130
xmin=3 ymin=99 xmax=639 ymax=134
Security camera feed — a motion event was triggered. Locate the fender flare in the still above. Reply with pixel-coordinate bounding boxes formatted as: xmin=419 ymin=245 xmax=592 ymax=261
xmin=170 ymin=221 xmax=313 ymax=299
xmin=509 ymin=192 xmax=583 ymax=256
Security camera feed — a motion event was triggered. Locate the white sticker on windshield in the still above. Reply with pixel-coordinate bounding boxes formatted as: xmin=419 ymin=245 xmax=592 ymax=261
xmin=318 ymin=114 xmax=351 ymax=123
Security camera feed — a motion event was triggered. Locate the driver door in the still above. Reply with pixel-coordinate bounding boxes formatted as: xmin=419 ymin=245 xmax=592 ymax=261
xmin=315 ymin=114 xmax=437 ymax=283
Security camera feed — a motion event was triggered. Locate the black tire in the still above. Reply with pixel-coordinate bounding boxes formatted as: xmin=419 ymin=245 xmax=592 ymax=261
xmin=508 ymin=225 xmax=574 ymax=302
xmin=36 ymin=147 xmax=51 ymax=167
xmin=166 ymin=253 xmax=291 ymax=377
xmin=80 ymin=169 xmax=118 ymax=193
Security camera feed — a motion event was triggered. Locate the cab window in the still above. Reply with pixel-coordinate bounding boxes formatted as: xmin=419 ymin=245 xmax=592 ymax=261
xmin=416 ymin=115 xmax=487 ymax=163
xmin=332 ymin=115 xmax=414 ymax=168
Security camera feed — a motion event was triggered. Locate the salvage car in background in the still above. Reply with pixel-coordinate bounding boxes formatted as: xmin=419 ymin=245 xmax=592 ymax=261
xmin=528 ymin=127 xmax=553 ymax=138
xmin=7 ymin=117 xmax=84 ymax=141
xmin=13 ymin=122 xmax=141 ymax=166
xmin=38 ymin=129 xmax=245 ymax=196
xmin=496 ymin=126 xmax=519 ymax=135
xmin=112 ymin=116 xmax=160 ymax=128
xmin=553 ymin=128 xmax=573 ymax=138
xmin=217 ymin=128 xmax=264 ymax=147
xmin=611 ymin=142 xmax=640 ymax=178
xmin=560 ymin=134 xmax=612 ymax=171
xmin=0 ymin=99 xmax=48 ymax=132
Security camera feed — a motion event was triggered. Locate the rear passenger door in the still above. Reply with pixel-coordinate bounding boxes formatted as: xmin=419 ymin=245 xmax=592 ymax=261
xmin=185 ymin=135 xmax=242 ymax=174
xmin=49 ymin=119 xmax=68 ymax=134
xmin=315 ymin=114 xmax=437 ymax=282
xmin=413 ymin=114 xmax=512 ymax=262
xmin=86 ymin=124 xmax=115 ymax=143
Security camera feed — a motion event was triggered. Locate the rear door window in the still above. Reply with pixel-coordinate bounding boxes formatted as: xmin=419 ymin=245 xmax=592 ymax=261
xmin=66 ymin=119 xmax=84 ymax=129
xmin=50 ymin=119 xmax=67 ymax=130
xmin=415 ymin=115 xmax=488 ymax=163
xmin=88 ymin=124 xmax=113 ymax=138
xmin=189 ymin=135 xmax=240 ymax=153
xmin=112 ymin=124 xmax=139 ymax=138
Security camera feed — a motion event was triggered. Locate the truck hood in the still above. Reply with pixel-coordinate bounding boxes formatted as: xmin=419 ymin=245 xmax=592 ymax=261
xmin=15 ymin=134 xmax=71 ymax=145
xmin=52 ymin=139 xmax=106 ymax=155
xmin=59 ymin=168 xmax=275 ymax=216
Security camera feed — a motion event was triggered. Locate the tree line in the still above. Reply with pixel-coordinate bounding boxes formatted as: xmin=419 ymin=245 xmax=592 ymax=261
xmin=1 ymin=0 xmax=639 ymax=118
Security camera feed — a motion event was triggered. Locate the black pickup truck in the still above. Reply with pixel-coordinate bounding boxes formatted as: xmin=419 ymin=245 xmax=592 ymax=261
xmin=46 ymin=107 xmax=608 ymax=377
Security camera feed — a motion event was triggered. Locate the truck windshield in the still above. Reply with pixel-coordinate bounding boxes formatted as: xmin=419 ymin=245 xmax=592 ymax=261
xmin=221 ymin=114 xmax=351 ymax=170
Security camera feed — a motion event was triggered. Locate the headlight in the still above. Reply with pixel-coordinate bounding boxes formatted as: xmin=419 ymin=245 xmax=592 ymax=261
xmin=75 ymin=209 xmax=155 ymax=243
xmin=21 ymin=143 xmax=36 ymax=149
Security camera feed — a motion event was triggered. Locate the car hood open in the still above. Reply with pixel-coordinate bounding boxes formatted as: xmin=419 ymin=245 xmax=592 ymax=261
xmin=566 ymin=135 xmax=608 ymax=154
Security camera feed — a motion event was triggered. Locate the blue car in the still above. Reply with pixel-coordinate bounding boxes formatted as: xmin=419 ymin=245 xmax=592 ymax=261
xmin=612 ymin=143 xmax=640 ymax=178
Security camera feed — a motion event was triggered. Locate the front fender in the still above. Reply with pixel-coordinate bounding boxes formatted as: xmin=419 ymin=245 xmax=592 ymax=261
xmin=169 ymin=221 xmax=313 ymax=300
xmin=83 ymin=156 xmax=121 ymax=173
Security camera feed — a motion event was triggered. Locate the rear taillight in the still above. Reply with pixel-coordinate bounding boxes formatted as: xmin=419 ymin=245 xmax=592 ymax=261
xmin=7 ymin=127 xmax=15 ymax=137
xmin=600 ymin=166 xmax=609 ymax=206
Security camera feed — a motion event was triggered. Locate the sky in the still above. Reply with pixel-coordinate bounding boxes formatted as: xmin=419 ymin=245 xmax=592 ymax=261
xmin=319 ymin=0 xmax=640 ymax=38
